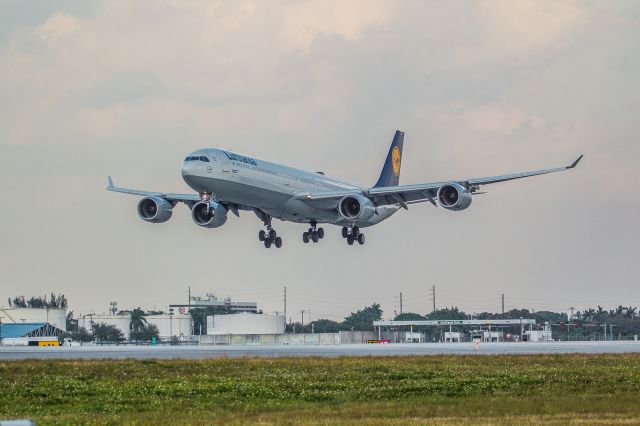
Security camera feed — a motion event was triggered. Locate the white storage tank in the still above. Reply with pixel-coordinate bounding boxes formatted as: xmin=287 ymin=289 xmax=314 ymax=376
xmin=146 ymin=315 xmax=192 ymax=340
xmin=0 ymin=308 xmax=67 ymax=332
xmin=77 ymin=314 xmax=132 ymax=339
xmin=207 ymin=313 xmax=285 ymax=335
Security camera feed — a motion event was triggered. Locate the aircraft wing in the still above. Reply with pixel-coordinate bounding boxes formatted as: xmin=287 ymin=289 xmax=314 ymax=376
xmin=296 ymin=155 xmax=583 ymax=209
xmin=106 ymin=177 xmax=200 ymax=203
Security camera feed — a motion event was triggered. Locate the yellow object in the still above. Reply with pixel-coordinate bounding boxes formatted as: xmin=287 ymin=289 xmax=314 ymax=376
xmin=392 ymin=147 xmax=401 ymax=176
xmin=37 ymin=341 xmax=60 ymax=347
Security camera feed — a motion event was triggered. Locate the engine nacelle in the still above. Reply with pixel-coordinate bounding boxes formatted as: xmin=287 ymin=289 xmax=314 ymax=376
xmin=137 ymin=197 xmax=173 ymax=223
xmin=338 ymin=194 xmax=376 ymax=222
xmin=437 ymin=183 xmax=472 ymax=211
xmin=191 ymin=201 xmax=228 ymax=228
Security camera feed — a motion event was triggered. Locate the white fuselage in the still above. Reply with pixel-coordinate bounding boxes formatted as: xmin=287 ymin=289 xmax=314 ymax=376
xmin=180 ymin=148 xmax=399 ymax=227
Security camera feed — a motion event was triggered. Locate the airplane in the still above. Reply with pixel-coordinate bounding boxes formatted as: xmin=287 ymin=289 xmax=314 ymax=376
xmin=108 ymin=130 xmax=582 ymax=249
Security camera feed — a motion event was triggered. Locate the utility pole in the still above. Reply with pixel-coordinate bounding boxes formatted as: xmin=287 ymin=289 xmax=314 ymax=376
xmin=501 ymin=294 xmax=505 ymax=314
xmin=188 ymin=286 xmax=191 ymax=310
xmin=301 ymin=310 xmax=305 ymax=332
xmin=399 ymin=292 xmax=403 ymax=315
xmin=0 ymin=316 xmax=3 ymax=344
xmin=283 ymin=286 xmax=287 ymax=323
xmin=430 ymin=285 xmax=436 ymax=312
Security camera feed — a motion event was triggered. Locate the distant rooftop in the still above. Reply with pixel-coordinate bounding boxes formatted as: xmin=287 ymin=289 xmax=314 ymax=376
xmin=170 ymin=293 xmax=257 ymax=313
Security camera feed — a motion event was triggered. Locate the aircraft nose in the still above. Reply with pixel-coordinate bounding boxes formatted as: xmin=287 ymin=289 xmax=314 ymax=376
xmin=181 ymin=157 xmax=196 ymax=177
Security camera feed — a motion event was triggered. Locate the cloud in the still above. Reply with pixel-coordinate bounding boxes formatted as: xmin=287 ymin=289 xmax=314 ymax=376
xmin=280 ymin=0 xmax=392 ymax=52
xmin=35 ymin=12 xmax=79 ymax=44
xmin=0 ymin=1 xmax=638 ymax=318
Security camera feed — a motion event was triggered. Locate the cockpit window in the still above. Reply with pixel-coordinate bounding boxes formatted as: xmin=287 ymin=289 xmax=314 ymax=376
xmin=184 ymin=156 xmax=210 ymax=162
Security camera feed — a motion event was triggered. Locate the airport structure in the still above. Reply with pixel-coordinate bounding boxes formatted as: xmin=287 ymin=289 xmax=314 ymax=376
xmin=373 ymin=319 xmax=538 ymax=343
xmin=0 ymin=323 xmax=66 ymax=346
xmin=169 ymin=293 xmax=258 ymax=314
xmin=199 ymin=313 xmax=373 ymax=345
xmin=77 ymin=313 xmax=192 ymax=341
xmin=0 ymin=308 xmax=67 ymax=332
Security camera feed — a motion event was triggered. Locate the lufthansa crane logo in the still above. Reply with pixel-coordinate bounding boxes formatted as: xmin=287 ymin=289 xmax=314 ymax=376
xmin=392 ymin=146 xmax=401 ymax=177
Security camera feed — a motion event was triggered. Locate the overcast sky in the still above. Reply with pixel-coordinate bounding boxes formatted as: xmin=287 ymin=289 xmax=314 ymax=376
xmin=1 ymin=1 xmax=639 ymax=321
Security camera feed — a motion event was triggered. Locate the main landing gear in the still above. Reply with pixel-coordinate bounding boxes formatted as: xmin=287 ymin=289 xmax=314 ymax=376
xmin=302 ymin=223 xmax=324 ymax=244
xmin=257 ymin=215 xmax=282 ymax=249
xmin=342 ymin=226 xmax=365 ymax=246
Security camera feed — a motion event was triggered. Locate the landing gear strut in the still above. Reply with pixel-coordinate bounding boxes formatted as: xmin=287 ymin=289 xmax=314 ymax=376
xmin=302 ymin=223 xmax=324 ymax=244
xmin=257 ymin=214 xmax=282 ymax=249
xmin=342 ymin=226 xmax=365 ymax=246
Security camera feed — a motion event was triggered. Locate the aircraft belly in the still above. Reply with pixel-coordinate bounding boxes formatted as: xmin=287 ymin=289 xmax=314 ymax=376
xmin=184 ymin=175 xmax=290 ymax=208
xmin=262 ymin=199 xmax=340 ymax=223
xmin=335 ymin=205 xmax=399 ymax=228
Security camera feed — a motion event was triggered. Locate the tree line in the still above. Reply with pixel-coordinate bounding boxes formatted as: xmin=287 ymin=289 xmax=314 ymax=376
xmin=70 ymin=307 xmax=161 ymax=343
xmin=8 ymin=293 xmax=68 ymax=309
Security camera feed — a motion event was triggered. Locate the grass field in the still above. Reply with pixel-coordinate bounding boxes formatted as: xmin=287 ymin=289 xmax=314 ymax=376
xmin=2 ymin=354 xmax=640 ymax=425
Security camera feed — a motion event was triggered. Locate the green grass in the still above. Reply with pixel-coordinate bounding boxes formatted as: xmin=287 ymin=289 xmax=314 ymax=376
xmin=1 ymin=354 xmax=640 ymax=424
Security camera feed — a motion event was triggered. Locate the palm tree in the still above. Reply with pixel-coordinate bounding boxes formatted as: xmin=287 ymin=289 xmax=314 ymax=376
xmin=614 ymin=305 xmax=625 ymax=318
xmin=129 ymin=308 xmax=147 ymax=333
xmin=595 ymin=306 xmax=607 ymax=322
xmin=583 ymin=308 xmax=596 ymax=321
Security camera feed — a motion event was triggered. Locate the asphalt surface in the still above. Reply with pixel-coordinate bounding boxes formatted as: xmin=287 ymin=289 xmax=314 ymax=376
xmin=2 ymin=341 xmax=640 ymax=360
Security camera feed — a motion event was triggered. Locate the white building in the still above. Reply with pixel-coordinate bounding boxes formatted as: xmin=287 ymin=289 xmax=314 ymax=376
xmin=0 ymin=308 xmax=67 ymax=332
xmin=207 ymin=313 xmax=285 ymax=335
xmin=444 ymin=332 xmax=462 ymax=342
xmin=77 ymin=314 xmax=192 ymax=341
xmin=171 ymin=293 xmax=257 ymax=314
xmin=146 ymin=314 xmax=191 ymax=340
xmin=525 ymin=329 xmax=554 ymax=342
xmin=78 ymin=314 xmax=132 ymax=339
xmin=404 ymin=332 xmax=423 ymax=343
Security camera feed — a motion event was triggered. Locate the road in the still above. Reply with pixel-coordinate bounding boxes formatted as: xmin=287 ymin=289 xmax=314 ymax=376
xmin=1 ymin=341 xmax=640 ymax=360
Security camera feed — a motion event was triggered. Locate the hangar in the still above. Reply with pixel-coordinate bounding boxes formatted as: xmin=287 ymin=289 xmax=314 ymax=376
xmin=0 ymin=322 xmax=65 ymax=346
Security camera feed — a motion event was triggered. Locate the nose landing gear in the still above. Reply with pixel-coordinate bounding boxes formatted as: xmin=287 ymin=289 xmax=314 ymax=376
xmin=303 ymin=223 xmax=324 ymax=244
xmin=342 ymin=226 xmax=365 ymax=246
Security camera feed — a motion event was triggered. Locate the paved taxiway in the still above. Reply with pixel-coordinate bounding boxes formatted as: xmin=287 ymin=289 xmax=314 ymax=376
xmin=2 ymin=341 xmax=640 ymax=360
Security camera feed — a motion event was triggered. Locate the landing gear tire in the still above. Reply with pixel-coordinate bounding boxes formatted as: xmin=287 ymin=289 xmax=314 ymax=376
xmin=303 ymin=232 xmax=310 ymax=244
xmin=258 ymin=230 xmax=266 ymax=242
xmin=264 ymin=239 xmax=272 ymax=248
xmin=342 ymin=227 xmax=349 ymax=238
xmin=317 ymin=227 xmax=325 ymax=239
xmin=352 ymin=226 xmax=360 ymax=236
xmin=269 ymin=229 xmax=277 ymax=240
xmin=311 ymin=232 xmax=319 ymax=243
xmin=347 ymin=236 xmax=355 ymax=246
xmin=274 ymin=237 xmax=283 ymax=248
xmin=357 ymin=234 xmax=365 ymax=245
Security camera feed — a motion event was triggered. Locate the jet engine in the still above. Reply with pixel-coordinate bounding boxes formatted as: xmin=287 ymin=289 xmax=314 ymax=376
xmin=437 ymin=183 xmax=472 ymax=211
xmin=137 ymin=197 xmax=173 ymax=223
xmin=191 ymin=201 xmax=228 ymax=228
xmin=338 ymin=194 xmax=375 ymax=222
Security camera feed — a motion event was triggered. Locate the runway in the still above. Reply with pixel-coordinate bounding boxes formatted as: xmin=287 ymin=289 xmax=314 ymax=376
xmin=2 ymin=341 xmax=640 ymax=360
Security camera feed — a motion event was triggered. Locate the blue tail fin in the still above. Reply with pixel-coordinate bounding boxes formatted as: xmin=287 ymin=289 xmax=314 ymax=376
xmin=373 ymin=130 xmax=404 ymax=188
